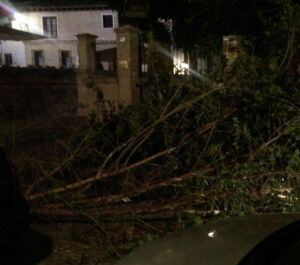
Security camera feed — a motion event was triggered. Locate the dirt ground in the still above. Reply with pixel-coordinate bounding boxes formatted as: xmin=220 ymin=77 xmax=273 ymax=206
xmin=33 ymin=223 xmax=123 ymax=265
xmin=33 ymin=220 xmax=167 ymax=265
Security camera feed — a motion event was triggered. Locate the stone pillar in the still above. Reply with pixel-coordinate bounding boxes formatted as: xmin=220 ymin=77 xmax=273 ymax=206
xmin=76 ymin=33 xmax=97 ymax=73
xmin=76 ymin=33 xmax=98 ymax=117
xmin=116 ymin=25 xmax=140 ymax=105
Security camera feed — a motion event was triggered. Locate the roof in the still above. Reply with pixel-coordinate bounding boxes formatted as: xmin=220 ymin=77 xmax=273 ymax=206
xmin=11 ymin=1 xmax=110 ymax=12
xmin=0 ymin=25 xmax=45 ymax=40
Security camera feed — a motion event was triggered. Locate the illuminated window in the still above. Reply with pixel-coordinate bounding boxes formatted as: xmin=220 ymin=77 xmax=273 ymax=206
xmin=172 ymin=48 xmax=190 ymax=75
xmin=102 ymin=14 xmax=114 ymax=29
xmin=43 ymin=16 xmax=57 ymax=38
xmin=223 ymin=36 xmax=238 ymax=62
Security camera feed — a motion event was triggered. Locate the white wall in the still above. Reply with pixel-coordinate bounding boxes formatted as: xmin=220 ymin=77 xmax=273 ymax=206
xmin=24 ymin=40 xmax=78 ymax=67
xmin=8 ymin=9 xmax=118 ymax=68
xmin=21 ymin=10 xmax=118 ymax=40
xmin=0 ymin=40 xmax=26 ymax=66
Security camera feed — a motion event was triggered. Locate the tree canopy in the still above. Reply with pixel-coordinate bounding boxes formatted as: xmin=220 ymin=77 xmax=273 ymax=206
xmin=102 ymin=0 xmax=300 ymax=55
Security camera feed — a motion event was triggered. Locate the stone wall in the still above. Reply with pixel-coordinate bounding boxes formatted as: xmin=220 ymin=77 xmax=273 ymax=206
xmin=116 ymin=26 xmax=140 ymax=105
xmin=76 ymin=25 xmax=141 ymax=116
xmin=0 ymin=67 xmax=77 ymax=120
xmin=76 ymin=73 xmax=119 ymax=117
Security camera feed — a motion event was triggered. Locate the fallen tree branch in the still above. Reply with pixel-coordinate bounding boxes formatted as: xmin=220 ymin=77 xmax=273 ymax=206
xmin=62 ymin=200 xmax=121 ymax=259
xmin=25 ymin=125 xmax=95 ymax=196
xmin=31 ymin=167 xmax=214 ymax=209
xmin=27 ymin=147 xmax=176 ymax=201
xmin=32 ymin=195 xmax=206 ymax=220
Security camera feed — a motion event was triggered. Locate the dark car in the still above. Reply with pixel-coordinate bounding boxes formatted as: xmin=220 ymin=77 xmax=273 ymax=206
xmin=116 ymin=213 xmax=300 ymax=265
xmin=0 ymin=147 xmax=52 ymax=265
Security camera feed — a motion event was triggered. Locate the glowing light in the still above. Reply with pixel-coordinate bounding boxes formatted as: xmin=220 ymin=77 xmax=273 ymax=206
xmin=121 ymin=197 xmax=131 ymax=203
xmin=0 ymin=1 xmax=42 ymax=34
xmin=14 ymin=12 xmax=26 ymax=22
xmin=278 ymin=194 xmax=287 ymax=199
xmin=174 ymin=60 xmax=189 ymax=75
xmin=156 ymin=43 xmax=213 ymax=83
xmin=213 ymin=210 xmax=221 ymax=215
xmin=208 ymin=230 xmax=216 ymax=238
xmin=180 ymin=62 xmax=189 ymax=69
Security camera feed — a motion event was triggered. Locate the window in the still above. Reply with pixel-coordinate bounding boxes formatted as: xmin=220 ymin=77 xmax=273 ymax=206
xmin=223 ymin=36 xmax=238 ymax=63
xmin=96 ymin=48 xmax=117 ymax=72
xmin=43 ymin=16 xmax=58 ymax=38
xmin=102 ymin=14 xmax=114 ymax=29
xmin=60 ymin=50 xmax=72 ymax=68
xmin=33 ymin=50 xmax=44 ymax=67
xmin=4 ymin=53 xmax=13 ymax=66
xmin=172 ymin=49 xmax=189 ymax=75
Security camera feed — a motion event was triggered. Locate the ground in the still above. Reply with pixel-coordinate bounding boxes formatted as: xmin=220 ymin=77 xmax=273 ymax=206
xmin=33 ymin=220 xmax=168 ymax=265
xmin=34 ymin=223 xmax=122 ymax=265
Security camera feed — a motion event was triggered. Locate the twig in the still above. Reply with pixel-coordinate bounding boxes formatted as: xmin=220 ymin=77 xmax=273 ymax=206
xmin=135 ymin=216 xmax=164 ymax=234
xmin=116 ymin=87 xmax=220 ymax=168
xmin=27 ymin=147 xmax=176 ymax=201
xmin=25 ymin=123 xmax=98 ymax=196
xmin=62 ymin=200 xmax=121 ymax=259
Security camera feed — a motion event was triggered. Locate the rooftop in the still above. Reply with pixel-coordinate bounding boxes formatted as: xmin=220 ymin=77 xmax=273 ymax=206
xmin=10 ymin=0 xmax=110 ymax=12
xmin=0 ymin=25 xmax=45 ymax=40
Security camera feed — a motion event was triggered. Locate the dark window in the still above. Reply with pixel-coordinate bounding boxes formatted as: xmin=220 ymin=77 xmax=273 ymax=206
xmin=33 ymin=50 xmax=44 ymax=67
xmin=43 ymin=16 xmax=58 ymax=38
xmin=4 ymin=53 xmax=12 ymax=66
xmin=102 ymin=14 xmax=113 ymax=28
xmin=96 ymin=48 xmax=117 ymax=73
xmin=60 ymin=50 xmax=72 ymax=68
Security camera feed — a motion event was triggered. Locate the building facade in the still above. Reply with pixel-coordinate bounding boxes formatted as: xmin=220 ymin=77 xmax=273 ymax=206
xmin=0 ymin=1 xmax=118 ymax=69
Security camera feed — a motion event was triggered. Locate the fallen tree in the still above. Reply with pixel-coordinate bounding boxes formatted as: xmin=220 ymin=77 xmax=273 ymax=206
xmin=23 ymin=56 xmax=299 ymax=222
xmin=16 ymin=1 xmax=300 ymax=227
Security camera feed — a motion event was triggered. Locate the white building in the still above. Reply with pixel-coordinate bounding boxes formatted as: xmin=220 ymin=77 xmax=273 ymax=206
xmin=0 ymin=40 xmax=26 ymax=66
xmin=0 ymin=1 xmax=118 ymax=69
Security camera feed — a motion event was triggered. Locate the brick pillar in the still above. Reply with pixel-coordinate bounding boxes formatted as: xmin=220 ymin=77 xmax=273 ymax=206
xmin=116 ymin=25 xmax=140 ymax=105
xmin=76 ymin=33 xmax=97 ymax=73
xmin=76 ymin=33 xmax=97 ymax=117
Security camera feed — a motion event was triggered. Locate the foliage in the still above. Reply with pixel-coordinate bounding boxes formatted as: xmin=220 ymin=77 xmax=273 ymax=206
xmin=82 ymin=0 xmax=300 ymax=215
xmin=101 ymin=0 xmax=300 ymax=53
xmin=86 ymin=48 xmax=299 ymax=216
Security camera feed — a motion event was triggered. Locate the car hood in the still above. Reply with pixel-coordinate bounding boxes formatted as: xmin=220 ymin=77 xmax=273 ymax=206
xmin=116 ymin=213 xmax=300 ymax=265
